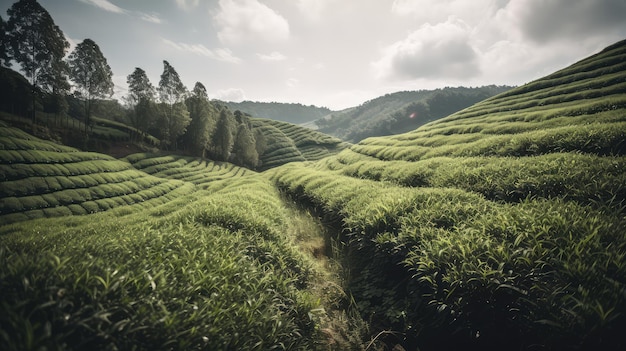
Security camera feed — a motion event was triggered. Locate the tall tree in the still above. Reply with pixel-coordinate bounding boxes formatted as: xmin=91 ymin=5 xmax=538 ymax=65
xmin=232 ymin=122 xmax=258 ymax=169
xmin=157 ymin=60 xmax=189 ymax=149
xmin=125 ymin=67 xmax=156 ymax=137
xmin=211 ymin=108 xmax=235 ymax=161
xmin=185 ymin=82 xmax=216 ymax=157
xmin=0 ymin=15 xmax=11 ymax=67
xmin=158 ymin=60 xmax=187 ymax=105
xmin=67 ymin=38 xmax=113 ymax=136
xmin=6 ymin=0 xmax=69 ymax=124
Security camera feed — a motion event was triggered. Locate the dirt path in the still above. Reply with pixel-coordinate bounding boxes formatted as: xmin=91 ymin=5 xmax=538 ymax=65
xmin=282 ymin=198 xmax=375 ymax=350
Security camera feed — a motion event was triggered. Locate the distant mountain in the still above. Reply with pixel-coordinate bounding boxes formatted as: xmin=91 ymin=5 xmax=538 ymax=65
xmin=221 ymin=100 xmax=333 ymax=125
xmin=316 ymin=85 xmax=513 ymax=142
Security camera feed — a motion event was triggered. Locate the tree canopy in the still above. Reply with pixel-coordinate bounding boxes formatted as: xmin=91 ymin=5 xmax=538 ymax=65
xmin=67 ymin=38 xmax=114 ymax=135
xmin=6 ymin=0 xmax=68 ymax=91
xmin=232 ymin=122 xmax=258 ymax=168
xmin=156 ymin=61 xmax=189 ymax=149
xmin=0 ymin=15 xmax=11 ymax=67
xmin=6 ymin=0 xmax=69 ymax=124
xmin=185 ymin=82 xmax=216 ymax=157
xmin=158 ymin=60 xmax=187 ymax=105
xmin=126 ymin=67 xmax=156 ymax=135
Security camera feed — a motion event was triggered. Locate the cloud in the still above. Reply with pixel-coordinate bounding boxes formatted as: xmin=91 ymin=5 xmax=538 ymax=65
xmin=214 ymin=88 xmax=246 ymax=102
xmin=503 ymin=0 xmax=626 ymax=43
xmin=296 ymin=0 xmax=332 ymax=20
xmin=139 ymin=13 xmax=163 ymax=24
xmin=162 ymin=38 xmax=242 ymax=63
xmin=78 ymin=0 xmax=128 ymax=14
xmin=373 ymin=18 xmax=479 ymax=81
xmin=79 ymin=0 xmax=164 ymax=25
xmin=175 ymin=0 xmax=200 ymax=11
xmin=256 ymin=51 xmax=287 ymax=61
xmin=214 ymin=0 xmax=290 ymax=45
xmin=391 ymin=0 xmax=501 ymax=25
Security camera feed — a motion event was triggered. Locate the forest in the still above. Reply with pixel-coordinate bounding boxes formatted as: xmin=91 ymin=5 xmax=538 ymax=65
xmin=0 ymin=0 xmax=270 ymax=169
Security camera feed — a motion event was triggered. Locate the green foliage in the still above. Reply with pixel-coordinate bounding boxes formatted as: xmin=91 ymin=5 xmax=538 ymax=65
xmin=317 ymin=86 xmax=512 ymax=142
xmin=210 ymin=108 xmax=235 ymax=161
xmin=222 ymin=100 xmax=332 ymax=125
xmin=125 ymin=67 xmax=156 ymax=135
xmin=126 ymin=153 xmax=254 ymax=188
xmin=67 ymin=38 xmax=114 ymax=136
xmin=232 ymin=123 xmax=259 ymax=168
xmin=6 ymin=0 xmax=69 ymax=95
xmin=266 ymin=40 xmax=626 ymax=350
xmin=184 ymin=83 xmax=217 ymax=157
xmin=0 ymin=174 xmax=320 ymax=350
xmin=249 ymin=117 xmax=347 ymax=170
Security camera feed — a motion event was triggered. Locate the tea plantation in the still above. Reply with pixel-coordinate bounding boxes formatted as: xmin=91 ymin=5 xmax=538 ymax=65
xmin=1 ymin=40 xmax=626 ymax=350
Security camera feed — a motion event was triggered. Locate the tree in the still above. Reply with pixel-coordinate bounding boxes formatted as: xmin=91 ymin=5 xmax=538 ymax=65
xmin=211 ymin=108 xmax=235 ymax=161
xmin=158 ymin=60 xmax=187 ymax=105
xmin=157 ymin=60 xmax=189 ymax=149
xmin=125 ymin=67 xmax=156 ymax=137
xmin=185 ymin=82 xmax=216 ymax=157
xmin=6 ymin=0 xmax=69 ymax=124
xmin=67 ymin=38 xmax=114 ymax=136
xmin=0 ymin=15 xmax=11 ymax=67
xmin=232 ymin=122 xmax=258 ymax=169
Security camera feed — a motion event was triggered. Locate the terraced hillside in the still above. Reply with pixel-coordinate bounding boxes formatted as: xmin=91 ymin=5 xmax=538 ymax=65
xmin=270 ymin=39 xmax=626 ymax=350
xmin=0 ymin=122 xmax=354 ymax=350
xmin=125 ymin=153 xmax=254 ymax=189
xmin=251 ymin=117 xmax=348 ymax=170
xmin=0 ymin=122 xmax=193 ymax=225
xmin=1 ymin=38 xmax=625 ymax=351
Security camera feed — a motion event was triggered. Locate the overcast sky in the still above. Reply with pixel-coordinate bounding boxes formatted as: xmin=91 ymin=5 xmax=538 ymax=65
xmin=2 ymin=0 xmax=625 ymax=110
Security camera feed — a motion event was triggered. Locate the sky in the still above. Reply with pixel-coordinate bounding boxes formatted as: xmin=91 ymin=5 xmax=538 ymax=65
xmin=1 ymin=0 xmax=625 ymax=110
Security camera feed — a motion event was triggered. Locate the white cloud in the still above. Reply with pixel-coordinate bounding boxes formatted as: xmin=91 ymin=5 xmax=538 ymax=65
xmin=214 ymin=0 xmax=290 ymax=45
xmin=214 ymin=88 xmax=246 ymax=102
xmin=296 ymin=0 xmax=332 ymax=20
xmin=139 ymin=13 xmax=163 ymax=24
xmin=162 ymin=38 xmax=242 ymax=63
xmin=256 ymin=51 xmax=287 ymax=61
xmin=391 ymin=0 xmax=500 ymax=25
xmin=78 ymin=0 xmax=128 ymax=14
xmin=373 ymin=18 xmax=479 ymax=81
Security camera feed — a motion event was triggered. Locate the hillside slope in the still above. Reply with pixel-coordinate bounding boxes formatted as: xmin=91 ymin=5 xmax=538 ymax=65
xmin=317 ymin=85 xmax=512 ymax=142
xmin=271 ymin=39 xmax=626 ymax=350
xmin=1 ymin=37 xmax=625 ymax=351
xmin=251 ymin=117 xmax=349 ymax=170
xmin=222 ymin=100 xmax=333 ymax=125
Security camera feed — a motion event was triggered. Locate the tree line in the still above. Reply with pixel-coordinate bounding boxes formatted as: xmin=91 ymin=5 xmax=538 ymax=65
xmin=0 ymin=0 xmax=260 ymax=169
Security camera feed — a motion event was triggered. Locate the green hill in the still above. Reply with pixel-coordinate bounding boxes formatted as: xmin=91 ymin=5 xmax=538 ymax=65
xmin=222 ymin=100 xmax=333 ymax=125
xmin=317 ymin=85 xmax=512 ymax=142
xmin=1 ymin=39 xmax=625 ymax=351
xmin=270 ymin=39 xmax=626 ymax=349
xmin=250 ymin=117 xmax=349 ymax=170
xmin=124 ymin=153 xmax=255 ymax=189
xmin=0 ymin=121 xmax=193 ymax=225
